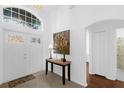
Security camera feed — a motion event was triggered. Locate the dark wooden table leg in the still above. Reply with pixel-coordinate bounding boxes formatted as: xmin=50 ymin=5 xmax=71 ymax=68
xmin=68 ymin=64 xmax=70 ymax=81
xmin=51 ymin=63 xmax=53 ymax=72
xmin=62 ymin=65 xmax=65 ymax=85
xmin=46 ymin=60 xmax=48 ymax=75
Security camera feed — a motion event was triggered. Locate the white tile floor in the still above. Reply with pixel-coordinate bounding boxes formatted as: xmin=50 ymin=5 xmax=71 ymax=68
xmin=15 ymin=71 xmax=83 ymax=88
xmin=0 ymin=71 xmax=83 ymax=88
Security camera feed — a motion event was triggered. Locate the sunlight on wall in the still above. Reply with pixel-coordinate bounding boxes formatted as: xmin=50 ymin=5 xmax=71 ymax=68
xmin=117 ymin=30 xmax=124 ymax=70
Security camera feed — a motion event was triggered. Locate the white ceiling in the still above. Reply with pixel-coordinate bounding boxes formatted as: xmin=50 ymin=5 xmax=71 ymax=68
xmin=25 ymin=5 xmax=60 ymax=14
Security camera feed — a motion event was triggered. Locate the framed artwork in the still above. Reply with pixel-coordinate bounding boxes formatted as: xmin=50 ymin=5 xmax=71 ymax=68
xmin=53 ymin=30 xmax=70 ymax=54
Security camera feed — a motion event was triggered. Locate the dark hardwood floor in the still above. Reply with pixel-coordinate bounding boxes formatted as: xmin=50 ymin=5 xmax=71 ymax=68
xmin=86 ymin=62 xmax=124 ymax=88
xmin=87 ymin=74 xmax=124 ymax=88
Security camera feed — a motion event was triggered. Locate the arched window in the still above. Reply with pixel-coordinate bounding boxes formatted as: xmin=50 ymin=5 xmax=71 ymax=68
xmin=3 ymin=7 xmax=41 ymax=30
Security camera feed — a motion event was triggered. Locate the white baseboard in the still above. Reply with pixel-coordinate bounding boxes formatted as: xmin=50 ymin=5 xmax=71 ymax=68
xmin=106 ymin=75 xmax=116 ymax=80
xmin=83 ymin=82 xmax=88 ymax=87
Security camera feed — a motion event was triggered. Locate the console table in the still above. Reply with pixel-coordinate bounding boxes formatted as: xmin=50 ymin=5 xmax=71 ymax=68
xmin=46 ymin=58 xmax=71 ymax=85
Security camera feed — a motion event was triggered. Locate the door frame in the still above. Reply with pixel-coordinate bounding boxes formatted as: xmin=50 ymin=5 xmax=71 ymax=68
xmin=85 ymin=28 xmax=117 ymax=81
xmin=85 ymin=29 xmax=94 ymax=75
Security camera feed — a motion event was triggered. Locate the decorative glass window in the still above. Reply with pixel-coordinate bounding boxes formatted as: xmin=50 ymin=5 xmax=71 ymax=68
xmin=3 ymin=7 xmax=41 ymax=30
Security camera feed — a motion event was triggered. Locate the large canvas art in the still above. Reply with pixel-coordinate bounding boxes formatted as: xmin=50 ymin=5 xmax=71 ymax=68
xmin=53 ymin=30 xmax=70 ymax=55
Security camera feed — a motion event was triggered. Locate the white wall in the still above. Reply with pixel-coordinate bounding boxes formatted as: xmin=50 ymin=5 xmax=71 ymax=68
xmin=86 ymin=30 xmax=90 ymax=62
xmin=117 ymin=69 xmax=124 ymax=81
xmin=43 ymin=6 xmax=87 ymax=86
xmin=0 ymin=27 xmax=3 ymax=84
xmin=0 ymin=6 xmax=3 ymax=84
xmin=43 ymin=5 xmax=124 ymax=87
xmin=117 ymin=28 xmax=124 ymax=38
xmin=48 ymin=6 xmax=71 ymax=78
xmin=42 ymin=11 xmax=53 ymax=70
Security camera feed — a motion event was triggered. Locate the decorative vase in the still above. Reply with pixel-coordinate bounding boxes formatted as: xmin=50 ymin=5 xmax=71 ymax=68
xmin=49 ymin=50 xmax=52 ymax=59
xmin=61 ymin=54 xmax=66 ymax=62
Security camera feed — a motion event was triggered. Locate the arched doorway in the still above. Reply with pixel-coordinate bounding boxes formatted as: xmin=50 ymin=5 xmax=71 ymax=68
xmin=85 ymin=19 xmax=124 ymax=85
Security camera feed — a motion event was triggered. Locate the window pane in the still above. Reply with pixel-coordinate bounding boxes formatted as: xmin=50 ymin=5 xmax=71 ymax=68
xmin=33 ymin=25 xmax=38 ymax=29
xmin=20 ymin=9 xmax=25 ymax=15
xmin=3 ymin=9 xmax=11 ymax=16
xmin=6 ymin=8 xmax=11 ymax=10
xmin=37 ymin=19 xmax=41 ymax=25
xmin=12 ymin=8 xmax=18 ymax=13
xmin=19 ymin=15 xmax=25 ymax=21
xmin=29 ymin=23 xmax=32 ymax=27
xmin=12 ymin=12 xmax=18 ymax=18
xmin=3 ymin=16 xmax=11 ymax=22
xmin=3 ymin=7 xmax=41 ymax=30
xmin=26 ymin=17 xmax=31 ymax=23
xmin=26 ymin=11 xmax=31 ymax=17
xmin=32 ymin=19 xmax=36 ymax=24
xmin=32 ymin=15 xmax=36 ymax=19
xmin=26 ymin=22 xmax=32 ymax=28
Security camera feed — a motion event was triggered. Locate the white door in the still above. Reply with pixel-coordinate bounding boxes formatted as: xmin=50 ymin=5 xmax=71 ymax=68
xmin=25 ymin=34 xmax=42 ymax=74
xmin=3 ymin=30 xmax=42 ymax=82
xmin=92 ymin=30 xmax=108 ymax=76
xmin=3 ymin=31 xmax=26 ymax=82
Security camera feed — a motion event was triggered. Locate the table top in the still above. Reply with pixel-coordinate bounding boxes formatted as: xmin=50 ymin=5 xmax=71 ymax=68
xmin=46 ymin=58 xmax=71 ymax=66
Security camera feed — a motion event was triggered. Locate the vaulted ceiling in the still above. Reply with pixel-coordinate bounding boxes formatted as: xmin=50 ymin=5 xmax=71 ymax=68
xmin=24 ymin=5 xmax=60 ymax=14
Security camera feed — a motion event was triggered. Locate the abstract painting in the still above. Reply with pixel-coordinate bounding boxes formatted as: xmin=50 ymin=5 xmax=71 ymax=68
xmin=53 ymin=30 xmax=70 ymax=54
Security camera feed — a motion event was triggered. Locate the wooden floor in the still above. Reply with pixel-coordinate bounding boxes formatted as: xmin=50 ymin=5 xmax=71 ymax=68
xmin=87 ymin=74 xmax=124 ymax=88
xmin=86 ymin=63 xmax=124 ymax=88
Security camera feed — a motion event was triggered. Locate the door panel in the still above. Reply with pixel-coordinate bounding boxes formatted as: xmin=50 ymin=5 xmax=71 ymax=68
xmin=3 ymin=31 xmax=26 ymax=82
xmin=92 ymin=31 xmax=108 ymax=76
xmin=3 ymin=30 xmax=42 ymax=82
xmin=25 ymin=34 xmax=42 ymax=74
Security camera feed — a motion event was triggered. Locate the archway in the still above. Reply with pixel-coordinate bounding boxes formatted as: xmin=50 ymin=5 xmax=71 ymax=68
xmin=85 ymin=19 xmax=124 ymax=85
